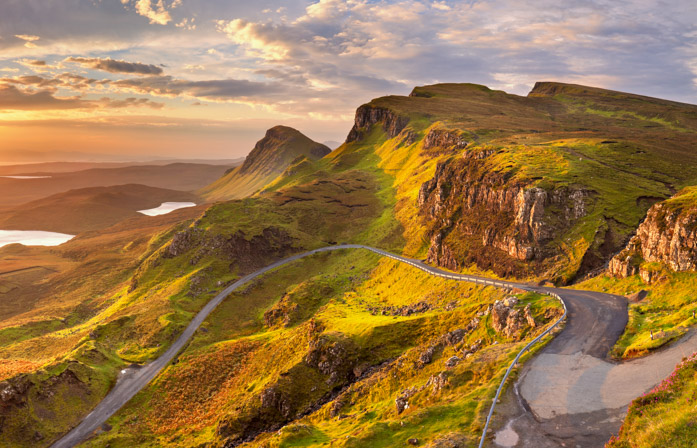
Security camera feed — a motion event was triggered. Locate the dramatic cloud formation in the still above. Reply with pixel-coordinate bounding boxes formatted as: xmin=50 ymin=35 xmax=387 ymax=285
xmin=65 ymin=57 xmax=164 ymax=75
xmin=0 ymin=0 xmax=696 ymax=161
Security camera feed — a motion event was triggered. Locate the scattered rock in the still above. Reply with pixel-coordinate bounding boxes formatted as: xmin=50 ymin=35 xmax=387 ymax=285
xmin=419 ymin=346 xmax=437 ymax=365
xmin=444 ymin=356 xmax=461 ymax=367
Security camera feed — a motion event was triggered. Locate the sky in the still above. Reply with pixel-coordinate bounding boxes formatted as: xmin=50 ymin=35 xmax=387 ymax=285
xmin=0 ymin=0 xmax=696 ymax=163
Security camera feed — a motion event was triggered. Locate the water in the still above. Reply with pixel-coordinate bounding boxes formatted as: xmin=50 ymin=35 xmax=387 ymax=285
xmin=0 ymin=176 xmax=52 ymax=179
xmin=137 ymin=202 xmax=196 ymax=216
xmin=0 ymin=230 xmax=75 ymax=248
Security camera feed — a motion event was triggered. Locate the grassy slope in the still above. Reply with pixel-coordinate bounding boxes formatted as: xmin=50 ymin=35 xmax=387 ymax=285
xmin=84 ymin=250 xmax=561 ymax=448
xmin=3 ymin=82 xmax=697 ymax=446
xmin=607 ymin=352 xmax=697 ymax=448
xmin=199 ymin=126 xmax=330 ymax=202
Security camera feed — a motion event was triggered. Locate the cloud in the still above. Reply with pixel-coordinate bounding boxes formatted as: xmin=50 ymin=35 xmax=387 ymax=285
xmin=0 ymin=82 xmax=164 ymax=110
xmin=65 ymin=57 xmax=164 ymax=75
xmin=14 ymin=34 xmax=40 ymax=48
xmin=120 ymin=0 xmax=180 ymax=25
xmin=111 ymin=75 xmax=287 ymax=101
xmin=0 ymin=84 xmax=85 ymax=110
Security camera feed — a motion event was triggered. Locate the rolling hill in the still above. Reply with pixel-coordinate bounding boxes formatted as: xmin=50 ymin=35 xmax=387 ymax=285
xmin=0 ymin=162 xmax=236 ymax=207
xmin=0 ymin=184 xmax=199 ymax=234
xmin=198 ymin=126 xmax=331 ymax=201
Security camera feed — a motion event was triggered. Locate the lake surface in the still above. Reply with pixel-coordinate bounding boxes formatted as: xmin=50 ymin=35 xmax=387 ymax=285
xmin=0 ymin=176 xmax=52 ymax=179
xmin=137 ymin=202 xmax=197 ymax=216
xmin=0 ymin=230 xmax=75 ymax=248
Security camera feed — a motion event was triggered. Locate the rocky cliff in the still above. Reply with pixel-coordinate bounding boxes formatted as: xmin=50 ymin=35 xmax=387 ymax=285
xmin=346 ymin=104 xmax=410 ymax=143
xmin=418 ymin=152 xmax=590 ymax=279
xmin=609 ymin=188 xmax=697 ymax=283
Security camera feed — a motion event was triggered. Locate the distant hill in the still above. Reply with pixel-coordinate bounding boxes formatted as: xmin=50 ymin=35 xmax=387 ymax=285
xmin=0 ymin=184 xmax=199 ymax=234
xmin=0 ymin=162 xmax=235 ymax=207
xmin=199 ymin=126 xmax=331 ymax=201
xmin=0 ymin=159 xmax=244 ymax=175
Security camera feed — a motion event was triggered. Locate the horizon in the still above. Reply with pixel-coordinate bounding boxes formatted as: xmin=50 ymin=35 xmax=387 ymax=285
xmin=2 ymin=0 xmax=697 ymax=164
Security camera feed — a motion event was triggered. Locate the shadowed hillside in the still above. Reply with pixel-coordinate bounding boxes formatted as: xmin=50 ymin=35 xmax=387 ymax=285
xmin=0 ymin=184 xmax=199 ymax=234
xmin=0 ymin=163 xmax=234 ymax=207
xmin=199 ymin=126 xmax=331 ymax=201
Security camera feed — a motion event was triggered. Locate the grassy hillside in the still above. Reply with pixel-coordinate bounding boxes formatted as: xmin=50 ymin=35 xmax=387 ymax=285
xmin=2 ymin=82 xmax=697 ymax=447
xmin=199 ymin=126 xmax=330 ymax=202
xmin=0 ymin=184 xmax=199 ymax=234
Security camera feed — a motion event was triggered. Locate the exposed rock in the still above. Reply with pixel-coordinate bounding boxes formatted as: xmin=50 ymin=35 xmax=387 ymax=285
xmin=444 ymin=356 xmax=461 ymax=367
xmin=524 ymin=304 xmax=536 ymax=328
xmin=305 ymin=335 xmax=357 ymax=386
xmin=418 ymin=155 xmax=591 ymax=278
xmin=426 ymin=371 xmax=450 ymax=394
xmin=610 ymin=193 xmax=697 ymax=282
xmin=491 ymin=300 xmax=533 ymax=339
xmin=423 ymin=128 xmax=470 ymax=151
xmin=368 ymin=301 xmax=431 ymax=317
xmin=408 ymin=438 xmax=420 ymax=446
xmin=346 ymin=104 xmax=410 ymax=143
xmin=444 ymin=328 xmax=467 ymax=346
xmin=627 ymin=290 xmax=648 ymax=302
xmin=165 ymin=226 xmax=294 ymax=275
xmin=419 ymin=346 xmax=437 ymax=365
xmin=395 ymin=387 xmax=418 ymax=414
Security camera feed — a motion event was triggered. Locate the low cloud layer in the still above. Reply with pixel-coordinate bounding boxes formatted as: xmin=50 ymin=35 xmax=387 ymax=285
xmin=66 ymin=57 xmax=164 ymax=75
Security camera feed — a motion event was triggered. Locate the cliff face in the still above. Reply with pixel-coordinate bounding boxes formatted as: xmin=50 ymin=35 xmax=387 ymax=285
xmin=609 ymin=191 xmax=697 ymax=283
xmin=418 ymin=152 xmax=589 ymax=278
xmin=346 ymin=104 xmax=409 ymax=143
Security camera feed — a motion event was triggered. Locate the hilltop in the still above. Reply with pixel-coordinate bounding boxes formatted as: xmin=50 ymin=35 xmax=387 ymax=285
xmin=3 ymin=82 xmax=697 ymax=448
xmin=0 ymin=184 xmax=199 ymax=234
xmin=199 ymin=126 xmax=331 ymax=201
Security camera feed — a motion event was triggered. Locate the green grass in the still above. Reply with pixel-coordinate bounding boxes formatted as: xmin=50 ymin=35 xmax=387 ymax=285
xmin=607 ymin=352 xmax=697 ymax=448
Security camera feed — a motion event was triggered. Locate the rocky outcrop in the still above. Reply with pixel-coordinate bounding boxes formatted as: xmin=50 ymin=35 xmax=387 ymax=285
xmin=610 ymin=193 xmax=697 ymax=282
xmin=346 ymin=104 xmax=410 ymax=142
xmin=490 ymin=298 xmax=535 ymax=339
xmin=165 ymin=226 xmax=294 ymax=273
xmin=305 ymin=335 xmax=358 ymax=386
xmin=418 ymin=154 xmax=589 ymax=277
xmin=423 ymin=128 xmax=470 ymax=151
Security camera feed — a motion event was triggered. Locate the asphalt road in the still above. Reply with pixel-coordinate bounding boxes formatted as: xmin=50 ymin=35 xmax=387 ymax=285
xmin=50 ymin=244 xmax=654 ymax=448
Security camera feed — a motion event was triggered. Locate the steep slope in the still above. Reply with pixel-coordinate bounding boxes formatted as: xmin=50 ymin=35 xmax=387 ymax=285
xmin=0 ymin=184 xmax=199 ymax=234
xmin=199 ymin=126 xmax=331 ymax=201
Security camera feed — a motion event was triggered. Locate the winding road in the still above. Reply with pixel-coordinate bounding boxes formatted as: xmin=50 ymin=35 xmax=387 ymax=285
xmin=50 ymin=245 xmax=696 ymax=448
